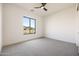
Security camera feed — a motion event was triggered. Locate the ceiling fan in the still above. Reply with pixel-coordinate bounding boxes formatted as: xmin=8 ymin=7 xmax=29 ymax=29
xmin=34 ymin=3 xmax=47 ymax=11
xmin=77 ymin=3 xmax=79 ymax=11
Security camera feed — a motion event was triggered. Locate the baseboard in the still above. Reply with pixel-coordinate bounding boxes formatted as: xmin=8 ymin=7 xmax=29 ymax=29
xmin=45 ymin=37 xmax=76 ymax=45
xmin=3 ymin=36 xmax=44 ymax=48
xmin=3 ymin=36 xmax=75 ymax=48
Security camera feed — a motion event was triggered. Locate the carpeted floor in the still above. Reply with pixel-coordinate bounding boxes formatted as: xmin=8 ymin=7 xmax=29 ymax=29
xmin=0 ymin=38 xmax=78 ymax=56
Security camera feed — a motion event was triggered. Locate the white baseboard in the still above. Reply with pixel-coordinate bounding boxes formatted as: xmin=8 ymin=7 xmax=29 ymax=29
xmin=45 ymin=36 xmax=76 ymax=45
xmin=3 ymin=36 xmax=44 ymax=47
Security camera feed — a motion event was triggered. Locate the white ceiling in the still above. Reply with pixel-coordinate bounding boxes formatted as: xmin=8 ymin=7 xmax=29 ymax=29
xmin=15 ymin=3 xmax=75 ymax=17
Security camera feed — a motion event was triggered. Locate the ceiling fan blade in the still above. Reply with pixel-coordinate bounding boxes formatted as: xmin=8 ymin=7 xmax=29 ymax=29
xmin=43 ymin=7 xmax=47 ymax=11
xmin=42 ymin=3 xmax=46 ymax=6
xmin=77 ymin=3 xmax=79 ymax=11
xmin=34 ymin=7 xmax=41 ymax=8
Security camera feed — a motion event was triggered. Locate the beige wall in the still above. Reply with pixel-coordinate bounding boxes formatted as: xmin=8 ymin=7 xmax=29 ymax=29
xmin=44 ymin=7 xmax=76 ymax=43
xmin=0 ymin=4 xmax=2 ymax=52
xmin=3 ymin=4 xmax=43 ymax=46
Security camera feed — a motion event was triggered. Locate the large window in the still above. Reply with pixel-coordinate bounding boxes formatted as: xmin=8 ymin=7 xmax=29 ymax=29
xmin=23 ymin=16 xmax=36 ymax=35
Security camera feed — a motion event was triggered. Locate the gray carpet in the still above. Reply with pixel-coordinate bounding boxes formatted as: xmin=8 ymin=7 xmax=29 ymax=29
xmin=0 ymin=38 xmax=78 ymax=56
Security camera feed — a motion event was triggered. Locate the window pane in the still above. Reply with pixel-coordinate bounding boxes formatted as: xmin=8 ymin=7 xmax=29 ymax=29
xmin=23 ymin=17 xmax=29 ymax=27
xmin=23 ymin=17 xmax=30 ymax=34
xmin=30 ymin=19 xmax=36 ymax=34
xmin=31 ymin=19 xmax=35 ymax=28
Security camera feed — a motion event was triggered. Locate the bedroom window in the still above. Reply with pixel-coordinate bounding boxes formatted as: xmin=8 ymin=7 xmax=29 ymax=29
xmin=23 ymin=16 xmax=36 ymax=35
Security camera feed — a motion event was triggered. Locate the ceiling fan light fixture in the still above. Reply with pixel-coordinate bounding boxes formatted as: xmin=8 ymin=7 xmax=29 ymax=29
xmin=41 ymin=7 xmax=44 ymax=9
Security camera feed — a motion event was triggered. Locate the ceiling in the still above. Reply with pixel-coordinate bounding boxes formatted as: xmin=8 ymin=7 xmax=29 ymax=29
xmin=15 ymin=3 xmax=75 ymax=17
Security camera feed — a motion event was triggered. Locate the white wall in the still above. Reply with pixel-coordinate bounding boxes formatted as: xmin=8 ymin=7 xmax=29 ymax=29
xmin=3 ymin=4 xmax=43 ymax=46
xmin=75 ymin=10 xmax=79 ymax=46
xmin=75 ymin=8 xmax=79 ymax=52
xmin=44 ymin=7 xmax=76 ymax=43
xmin=0 ymin=4 xmax=2 ymax=52
xmin=2 ymin=3 xmax=77 ymax=47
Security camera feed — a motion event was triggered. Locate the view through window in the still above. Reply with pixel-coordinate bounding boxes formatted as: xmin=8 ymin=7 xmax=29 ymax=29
xmin=23 ymin=16 xmax=36 ymax=35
